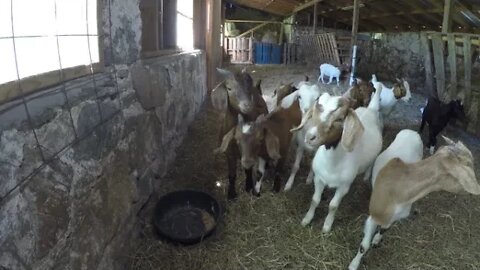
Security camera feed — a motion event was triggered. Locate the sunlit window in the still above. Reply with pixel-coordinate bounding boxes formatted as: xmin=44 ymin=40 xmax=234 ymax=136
xmin=176 ymin=0 xmax=193 ymax=50
xmin=0 ymin=0 xmax=99 ymax=85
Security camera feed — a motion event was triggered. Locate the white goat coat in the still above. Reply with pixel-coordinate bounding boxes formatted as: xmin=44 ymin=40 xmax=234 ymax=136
xmin=312 ymin=106 xmax=382 ymax=189
xmin=371 ymin=129 xmax=423 ymax=186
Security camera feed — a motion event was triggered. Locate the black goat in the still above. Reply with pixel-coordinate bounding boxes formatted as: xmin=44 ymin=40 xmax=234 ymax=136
xmin=419 ymin=97 xmax=466 ymax=154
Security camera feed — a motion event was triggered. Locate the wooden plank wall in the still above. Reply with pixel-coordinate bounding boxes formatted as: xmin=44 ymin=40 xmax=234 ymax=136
xmin=297 ymin=33 xmax=342 ymax=66
xmin=423 ymin=31 xmax=480 ymax=134
xmin=223 ymin=37 xmax=253 ymax=64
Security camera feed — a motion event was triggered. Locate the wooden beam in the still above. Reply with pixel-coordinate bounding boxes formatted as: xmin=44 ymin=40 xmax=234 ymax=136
xmin=225 ymin=20 xmax=282 ymax=24
xmin=442 ymin=0 xmax=454 ymax=32
xmin=292 ymin=0 xmax=324 ymax=14
xmin=447 ymin=34 xmax=457 ymax=99
xmin=351 ymin=0 xmax=360 ymax=47
xmin=432 ymin=33 xmax=446 ymax=100
xmin=463 ymin=36 xmax=472 ymax=108
xmin=313 ymin=2 xmax=318 ymax=34
xmin=236 ymin=22 xmax=270 ymax=38
xmin=421 ymin=33 xmax=435 ymax=98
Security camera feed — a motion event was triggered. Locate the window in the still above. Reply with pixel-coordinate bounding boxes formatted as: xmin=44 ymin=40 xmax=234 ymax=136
xmin=140 ymin=0 xmax=193 ymax=56
xmin=0 ymin=0 xmax=101 ymax=103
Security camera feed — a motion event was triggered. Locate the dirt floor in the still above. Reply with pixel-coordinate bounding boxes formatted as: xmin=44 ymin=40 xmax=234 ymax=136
xmin=130 ymin=65 xmax=480 ymax=270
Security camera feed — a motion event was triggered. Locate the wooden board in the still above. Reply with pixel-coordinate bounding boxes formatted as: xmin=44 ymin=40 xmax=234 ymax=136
xmin=431 ymin=33 xmax=446 ymax=101
xmin=463 ymin=36 xmax=472 ymax=108
xmin=447 ymin=34 xmax=457 ymax=99
xmin=421 ymin=33 xmax=435 ymax=97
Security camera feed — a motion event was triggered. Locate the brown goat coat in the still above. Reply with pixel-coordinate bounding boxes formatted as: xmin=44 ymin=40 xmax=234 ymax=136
xmin=347 ymin=81 xmax=375 ymax=109
xmin=370 ymin=144 xmax=480 ymax=227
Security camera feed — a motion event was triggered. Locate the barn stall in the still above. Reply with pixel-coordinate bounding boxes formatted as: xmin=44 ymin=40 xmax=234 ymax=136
xmin=0 ymin=1 xmax=480 ymax=270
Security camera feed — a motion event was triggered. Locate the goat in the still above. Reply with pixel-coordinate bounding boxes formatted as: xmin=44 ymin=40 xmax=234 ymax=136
xmin=343 ymin=79 xmax=376 ymax=109
xmin=371 ymin=74 xmax=411 ymax=118
xmin=211 ymin=68 xmax=268 ymax=199
xmin=348 ymin=136 xmax=480 ymax=270
xmin=280 ymin=83 xmax=324 ymax=191
xmin=262 ymin=76 xmax=309 ymax=112
xmin=318 ymin=63 xmax=341 ymax=86
xmin=293 ymin=83 xmax=383 ymax=232
xmin=419 ymin=97 xmax=466 ymax=155
xmin=216 ymin=91 xmax=302 ymax=194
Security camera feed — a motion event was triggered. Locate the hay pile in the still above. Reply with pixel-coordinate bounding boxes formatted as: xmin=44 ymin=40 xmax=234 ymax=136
xmin=129 ymin=66 xmax=480 ymax=270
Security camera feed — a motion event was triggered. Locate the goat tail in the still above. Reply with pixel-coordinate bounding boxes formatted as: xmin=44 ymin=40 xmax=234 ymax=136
xmin=368 ymin=83 xmax=382 ymax=111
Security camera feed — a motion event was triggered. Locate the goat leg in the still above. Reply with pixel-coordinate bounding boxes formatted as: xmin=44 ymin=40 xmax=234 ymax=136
xmin=227 ymin=151 xmax=238 ymax=200
xmin=244 ymin=168 xmax=254 ymax=193
xmin=348 ymin=216 xmax=379 ymax=270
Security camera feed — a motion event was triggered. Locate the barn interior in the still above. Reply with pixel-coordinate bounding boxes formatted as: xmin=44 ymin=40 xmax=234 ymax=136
xmin=1 ymin=0 xmax=480 ymax=270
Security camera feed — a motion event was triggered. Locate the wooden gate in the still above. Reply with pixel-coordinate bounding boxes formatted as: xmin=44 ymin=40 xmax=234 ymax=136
xmin=223 ymin=37 xmax=253 ymax=64
xmin=297 ymin=33 xmax=341 ymax=66
xmin=421 ymin=32 xmax=480 ymax=134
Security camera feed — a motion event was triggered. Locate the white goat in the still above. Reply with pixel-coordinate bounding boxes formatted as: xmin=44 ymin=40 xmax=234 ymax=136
xmin=348 ymin=136 xmax=480 ymax=270
xmin=318 ymin=63 xmax=341 ymax=86
xmin=371 ymin=74 xmax=411 ymax=118
xmin=294 ymin=83 xmax=383 ymax=232
xmin=280 ymin=83 xmax=323 ymax=190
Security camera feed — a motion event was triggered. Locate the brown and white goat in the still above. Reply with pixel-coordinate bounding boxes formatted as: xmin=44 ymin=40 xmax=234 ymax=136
xmin=344 ymin=79 xmax=376 ymax=109
xmin=348 ymin=136 xmax=480 ymax=270
xmin=217 ymin=86 xmax=302 ymax=194
xmin=211 ymin=68 xmax=268 ymax=199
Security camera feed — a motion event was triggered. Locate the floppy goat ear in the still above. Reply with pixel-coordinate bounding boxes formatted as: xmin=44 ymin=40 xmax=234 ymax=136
xmin=215 ymin=127 xmax=236 ymax=154
xmin=281 ymin=90 xmax=299 ymax=109
xmin=340 ymin=109 xmax=364 ymax=152
xmin=450 ymin=163 xmax=480 ymax=195
xmin=290 ymin=105 xmax=314 ymax=132
xmin=265 ymin=129 xmax=281 ymax=160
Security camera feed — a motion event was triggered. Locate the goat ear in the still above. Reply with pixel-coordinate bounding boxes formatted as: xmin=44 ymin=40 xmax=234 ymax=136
xmin=341 ymin=109 xmax=364 ymax=152
xmin=442 ymin=135 xmax=455 ymax=146
xmin=280 ymin=90 xmax=299 ymax=109
xmin=211 ymin=83 xmax=228 ymax=111
xmin=217 ymin=68 xmax=233 ymax=79
xmin=291 ymin=105 xmax=314 ymax=132
xmin=265 ymin=129 xmax=281 ymax=160
xmin=215 ymin=127 xmax=236 ymax=154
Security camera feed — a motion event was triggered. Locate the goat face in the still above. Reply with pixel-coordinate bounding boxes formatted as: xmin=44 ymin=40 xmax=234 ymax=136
xmin=449 ymin=100 xmax=467 ymax=122
xmin=392 ymin=79 xmax=408 ymax=99
xmin=281 ymin=83 xmax=321 ymax=114
xmin=293 ymin=93 xmax=363 ymax=151
xmin=211 ymin=68 xmax=260 ymax=114
xmin=435 ymin=136 xmax=480 ymax=195
xmin=217 ymin=114 xmax=280 ymax=170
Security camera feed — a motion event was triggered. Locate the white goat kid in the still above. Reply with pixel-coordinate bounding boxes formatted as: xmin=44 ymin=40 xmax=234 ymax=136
xmin=295 ymin=84 xmax=383 ymax=232
xmin=318 ymin=63 xmax=341 ymax=86
xmin=281 ymin=83 xmax=323 ymax=191
xmin=348 ymin=136 xmax=480 ymax=270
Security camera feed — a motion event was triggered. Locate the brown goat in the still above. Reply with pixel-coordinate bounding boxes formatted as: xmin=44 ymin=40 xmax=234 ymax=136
xmin=349 ymin=136 xmax=480 ymax=270
xmin=211 ymin=68 xmax=268 ymax=199
xmin=217 ymin=92 xmax=302 ymax=194
xmin=344 ymin=80 xmax=376 ymax=109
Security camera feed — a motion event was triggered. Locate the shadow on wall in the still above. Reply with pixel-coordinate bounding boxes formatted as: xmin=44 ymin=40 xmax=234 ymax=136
xmin=356 ymin=32 xmax=426 ymax=94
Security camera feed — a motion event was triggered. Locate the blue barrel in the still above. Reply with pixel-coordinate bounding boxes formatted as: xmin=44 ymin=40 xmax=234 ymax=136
xmin=254 ymin=43 xmax=263 ymax=64
xmin=271 ymin=44 xmax=283 ymax=64
xmin=262 ymin=43 xmax=272 ymax=63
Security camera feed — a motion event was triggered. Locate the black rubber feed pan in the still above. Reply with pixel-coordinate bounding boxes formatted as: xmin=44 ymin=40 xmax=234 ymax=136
xmin=154 ymin=190 xmax=221 ymax=244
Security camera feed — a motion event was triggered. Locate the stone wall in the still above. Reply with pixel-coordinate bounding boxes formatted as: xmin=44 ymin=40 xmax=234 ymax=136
xmin=0 ymin=0 xmax=207 ymax=269
xmin=356 ymin=32 xmax=427 ymax=93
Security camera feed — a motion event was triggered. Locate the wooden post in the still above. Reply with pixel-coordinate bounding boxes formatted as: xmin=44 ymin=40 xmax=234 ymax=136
xmin=312 ymin=2 xmax=318 ymax=34
xmin=206 ymin=0 xmax=222 ymax=90
xmin=442 ymin=0 xmax=453 ymax=33
xmin=279 ymin=23 xmax=284 ymax=44
xmin=420 ymin=33 xmax=435 ymax=97
xmin=349 ymin=0 xmax=360 ymax=85
xmin=432 ymin=33 xmax=446 ymax=100
xmin=351 ymin=0 xmax=360 ymax=48
xmin=447 ymin=34 xmax=457 ymax=99
xmin=463 ymin=36 xmax=472 ymax=108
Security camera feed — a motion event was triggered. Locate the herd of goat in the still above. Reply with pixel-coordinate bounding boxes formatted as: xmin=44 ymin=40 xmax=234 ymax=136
xmin=210 ymin=65 xmax=480 ymax=269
